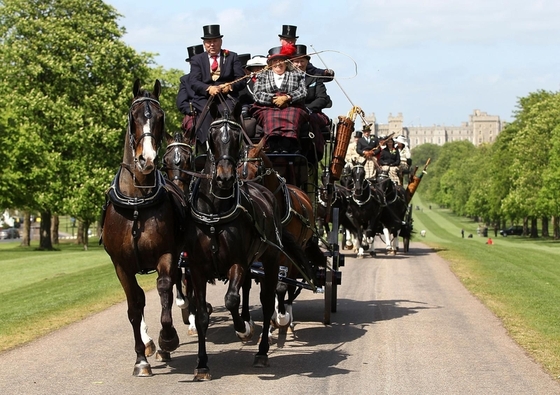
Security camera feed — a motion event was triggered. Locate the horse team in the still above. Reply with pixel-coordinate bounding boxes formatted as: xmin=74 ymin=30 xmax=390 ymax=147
xmin=102 ymin=80 xmax=414 ymax=381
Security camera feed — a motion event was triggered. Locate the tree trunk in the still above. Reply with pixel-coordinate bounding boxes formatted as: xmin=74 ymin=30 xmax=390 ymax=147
xmin=20 ymin=212 xmax=31 ymax=247
xmin=82 ymin=220 xmax=90 ymax=251
xmin=553 ymin=216 xmax=560 ymax=240
xmin=51 ymin=214 xmax=59 ymax=245
xmin=542 ymin=216 xmax=549 ymax=238
xmin=77 ymin=221 xmax=84 ymax=245
xmin=522 ymin=217 xmax=528 ymax=236
xmin=39 ymin=211 xmax=54 ymax=250
xmin=530 ymin=217 xmax=538 ymax=238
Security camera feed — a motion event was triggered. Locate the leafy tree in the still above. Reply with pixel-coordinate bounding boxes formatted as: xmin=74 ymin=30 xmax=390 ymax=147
xmin=148 ymin=66 xmax=184 ymax=133
xmin=0 ymin=0 xmax=153 ymax=249
xmin=501 ymin=91 xmax=559 ymax=233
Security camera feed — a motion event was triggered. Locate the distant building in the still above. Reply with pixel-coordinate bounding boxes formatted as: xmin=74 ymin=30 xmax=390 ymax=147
xmin=363 ymin=110 xmax=504 ymax=150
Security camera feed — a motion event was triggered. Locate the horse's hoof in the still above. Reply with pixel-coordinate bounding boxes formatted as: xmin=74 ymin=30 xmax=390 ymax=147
xmin=193 ymin=368 xmax=212 ymax=381
xmin=253 ymin=354 xmax=269 ymax=368
xmin=236 ymin=320 xmax=255 ymax=342
xmin=275 ymin=312 xmax=291 ymax=328
xmin=356 ymin=254 xmax=364 ymax=259
xmin=176 ymin=299 xmax=187 ymax=309
xmin=369 ymin=251 xmax=377 ymax=257
xmin=132 ymin=361 xmax=153 ymax=377
xmin=187 ymin=327 xmax=198 ymax=337
xmin=144 ymin=340 xmax=156 ymax=357
xmin=159 ymin=328 xmax=179 ymax=352
xmin=155 ymin=350 xmax=171 ymax=362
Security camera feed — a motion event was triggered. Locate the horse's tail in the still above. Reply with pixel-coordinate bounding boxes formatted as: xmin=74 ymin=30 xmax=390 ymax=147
xmin=281 ymin=228 xmax=316 ymax=286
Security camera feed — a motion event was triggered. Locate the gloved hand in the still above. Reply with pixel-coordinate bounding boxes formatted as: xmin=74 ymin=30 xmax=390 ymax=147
xmin=272 ymin=95 xmax=290 ymax=108
xmin=324 ymin=69 xmax=335 ymax=77
xmin=241 ymin=105 xmax=251 ymax=119
xmin=220 ymin=84 xmax=232 ymax=94
xmin=207 ymin=85 xmax=220 ymax=96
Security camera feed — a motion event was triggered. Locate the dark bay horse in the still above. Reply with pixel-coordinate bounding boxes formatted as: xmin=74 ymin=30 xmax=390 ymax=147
xmin=346 ymin=159 xmax=383 ymax=257
xmin=183 ymin=109 xmax=308 ymax=380
xmin=102 ymin=80 xmax=186 ymax=376
xmin=239 ymin=138 xmax=325 ymax=331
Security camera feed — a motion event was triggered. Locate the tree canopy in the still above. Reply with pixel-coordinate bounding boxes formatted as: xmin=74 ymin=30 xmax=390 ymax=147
xmin=0 ymin=0 xmax=182 ymax=247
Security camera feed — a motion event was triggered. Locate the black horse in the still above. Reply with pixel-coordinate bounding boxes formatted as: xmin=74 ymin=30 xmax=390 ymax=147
xmin=345 ymin=159 xmax=383 ymax=257
xmin=370 ymin=170 xmax=409 ymax=254
xmin=161 ymin=131 xmax=199 ymax=335
xmin=183 ymin=106 xmax=308 ymax=380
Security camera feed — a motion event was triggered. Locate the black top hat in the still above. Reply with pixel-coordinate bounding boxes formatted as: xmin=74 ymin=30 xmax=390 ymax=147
xmin=294 ymin=44 xmax=309 ymax=59
xmin=279 ymin=25 xmax=298 ymax=40
xmin=238 ymin=53 xmax=251 ymax=68
xmin=185 ymin=44 xmax=204 ymax=62
xmin=201 ymin=25 xmax=223 ymax=40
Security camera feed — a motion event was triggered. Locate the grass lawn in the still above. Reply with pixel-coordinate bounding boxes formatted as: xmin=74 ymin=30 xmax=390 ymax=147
xmin=0 ymin=239 xmax=156 ymax=352
xmin=411 ymin=193 xmax=560 ymax=380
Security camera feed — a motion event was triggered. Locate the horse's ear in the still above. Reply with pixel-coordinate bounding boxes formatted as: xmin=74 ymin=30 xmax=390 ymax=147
xmin=232 ymin=102 xmax=243 ymax=122
xmin=165 ymin=131 xmax=174 ymax=145
xmin=153 ymin=80 xmax=162 ymax=99
xmin=133 ymin=79 xmax=141 ymax=97
xmin=361 ymin=158 xmax=367 ymax=166
xmin=256 ymin=136 xmax=266 ymax=153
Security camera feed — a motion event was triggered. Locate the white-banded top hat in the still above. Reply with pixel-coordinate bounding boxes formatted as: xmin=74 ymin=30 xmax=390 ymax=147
xmin=246 ymin=55 xmax=268 ymax=68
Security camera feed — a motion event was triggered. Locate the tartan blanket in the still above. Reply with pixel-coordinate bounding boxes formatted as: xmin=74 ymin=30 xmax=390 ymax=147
xmin=251 ymin=104 xmax=308 ymax=139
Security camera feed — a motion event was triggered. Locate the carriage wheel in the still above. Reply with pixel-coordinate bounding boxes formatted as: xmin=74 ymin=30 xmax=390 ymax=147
xmin=324 ymin=269 xmax=332 ymax=325
xmin=180 ymin=272 xmax=190 ymax=324
xmin=323 ymin=208 xmax=340 ymax=324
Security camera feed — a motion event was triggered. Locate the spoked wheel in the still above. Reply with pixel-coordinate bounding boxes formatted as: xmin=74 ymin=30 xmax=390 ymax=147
xmin=403 ymin=237 xmax=410 ymax=252
xmin=180 ymin=271 xmax=190 ymax=324
xmin=324 ymin=208 xmax=340 ymax=325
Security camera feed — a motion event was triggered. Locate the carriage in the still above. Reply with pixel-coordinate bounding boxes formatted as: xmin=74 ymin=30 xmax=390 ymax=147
xmin=240 ymin=111 xmax=350 ymax=325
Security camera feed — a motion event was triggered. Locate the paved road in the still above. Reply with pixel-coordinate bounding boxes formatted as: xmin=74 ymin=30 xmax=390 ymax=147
xmin=1 ymin=242 xmax=559 ymax=395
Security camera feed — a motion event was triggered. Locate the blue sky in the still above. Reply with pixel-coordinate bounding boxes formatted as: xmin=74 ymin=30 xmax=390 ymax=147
xmin=107 ymin=0 xmax=560 ymax=128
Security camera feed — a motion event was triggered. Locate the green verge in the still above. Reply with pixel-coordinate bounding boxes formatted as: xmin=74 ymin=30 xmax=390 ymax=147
xmin=0 ymin=240 xmax=156 ymax=352
xmin=411 ymin=194 xmax=560 ymax=380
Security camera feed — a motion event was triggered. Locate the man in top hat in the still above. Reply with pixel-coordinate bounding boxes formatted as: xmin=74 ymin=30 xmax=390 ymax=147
xmin=176 ymin=44 xmax=205 ymax=135
xmin=188 ymin=24 xmax=246 ymax=144
xmin=356 ymin=124 xmax=380 ymax=179
xmin=291 ymin=44 xmax=332 ymax=162
xmin=394 ymin=135 xmax=411 ymax=184
xmin=278 ymin=25 xmax=335 ymax=82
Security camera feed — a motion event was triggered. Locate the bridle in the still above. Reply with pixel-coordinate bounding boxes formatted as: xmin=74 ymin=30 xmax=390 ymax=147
xmin=127 ymin=96 xmax=164 ymax=154
xmin=351 ymin=163 xmax=373 ymax=206
xmin=163 ymin=140 xmax=194 ymax=186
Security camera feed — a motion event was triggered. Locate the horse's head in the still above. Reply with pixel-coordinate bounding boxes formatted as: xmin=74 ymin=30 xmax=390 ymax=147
xmin=207 ymin=107 xmax=243 ymax=190
xmin=128 ymin=79 xmax=164 ymax=175
xmin=163 ymin=130 xmax=194 ymax=192
xmin=350 ymin=159 xmax=368 ymax=198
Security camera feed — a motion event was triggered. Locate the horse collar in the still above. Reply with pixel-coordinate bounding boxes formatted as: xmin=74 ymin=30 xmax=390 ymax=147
xmin=106 ymin=168 xmax=167 ymax=209
xmin=190 ymin=179 xmax=244 ymax=225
